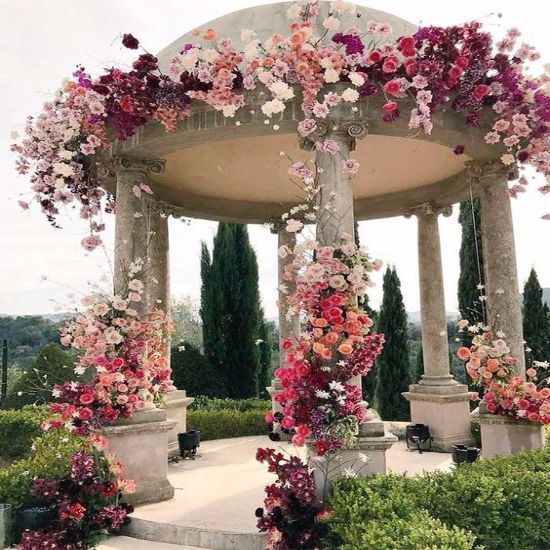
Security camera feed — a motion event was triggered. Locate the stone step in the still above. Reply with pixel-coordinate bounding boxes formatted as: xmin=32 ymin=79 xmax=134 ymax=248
xmin=99 ymin=536 xmax=207 ymax=549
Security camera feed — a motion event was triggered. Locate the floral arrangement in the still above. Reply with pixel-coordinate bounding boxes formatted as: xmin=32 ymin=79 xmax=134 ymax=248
xmin=255 ymin=448 xmax=330 ymax=550
xmin=16 ymin=434 xmax=134 ymax=549
xmin=44 ymin=272 xmax=171 ymax=434
xmin=266 ymin=235 xmax=383 ymax=454
xmin=457 ymin=321 xmax=550 ymax=423
xmin=11 ymin=0 xmax=550 ymax=249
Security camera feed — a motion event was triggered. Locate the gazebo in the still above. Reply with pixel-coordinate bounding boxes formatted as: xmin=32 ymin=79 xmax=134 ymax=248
xmin=98 ymin=1 xmax=544 ymax=506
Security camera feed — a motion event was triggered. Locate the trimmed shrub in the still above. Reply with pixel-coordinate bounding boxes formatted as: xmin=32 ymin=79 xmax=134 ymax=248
xmin=187 ymin=409 xmax=267 ymax=441
xmin=327 ymin=446 xmax=550 ymax=550
xmin=0 ymin=404 xmax=51 ymax=458
xmin=0 ymin=429 xmax=83 ymax=508
xmin=189 ymin=396 xmax=270 ymax=412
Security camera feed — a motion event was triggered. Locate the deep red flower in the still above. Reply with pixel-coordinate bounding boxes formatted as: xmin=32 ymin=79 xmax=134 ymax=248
xmin=122 ymin=33 xmax=139 ymax=50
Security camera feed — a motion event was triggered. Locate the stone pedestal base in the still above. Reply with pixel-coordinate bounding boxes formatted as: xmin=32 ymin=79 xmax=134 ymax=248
xmin=403 ymin=384 xmax=473 ymax=452
xmin=163 ymin=389 xmax=194 ymax=458
xmin=100 ymin=407 xmax=177 ymax=505
xmin=307 ymin=424 xmax=397 ymax=500
xmin=266 ymin=379 xmax=289 ymax=441
xmin=478 ymin=413 xmax=545 ymax=458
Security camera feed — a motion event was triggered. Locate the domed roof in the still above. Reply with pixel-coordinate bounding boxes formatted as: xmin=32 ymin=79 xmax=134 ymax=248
xmin=157 ymin=1 xmax=417 ymax=71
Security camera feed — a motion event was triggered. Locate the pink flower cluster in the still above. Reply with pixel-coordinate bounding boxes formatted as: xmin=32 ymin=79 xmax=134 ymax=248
xmin=45 ymin=279 xmax=171 ymax=434
xmin=457 ymin=329 xmax=550 ymax=423
xmin=269 ymin=237 xmax=384 ymax=453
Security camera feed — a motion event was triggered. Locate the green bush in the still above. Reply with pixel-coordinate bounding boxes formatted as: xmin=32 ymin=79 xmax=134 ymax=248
xmin=328 ymin=446 xmax=550 ymax=550
xmin=189 ymin=396 xmax=270 ymax=412
xmin=187 ymin=409 xmax=267 ymax=441
xmin=0 ymin=404 xmax=51 ymax=458
xmin=0 ymin=429 xmax=83 ymax=508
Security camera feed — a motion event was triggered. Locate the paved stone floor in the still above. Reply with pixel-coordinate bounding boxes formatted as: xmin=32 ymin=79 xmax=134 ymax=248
xmin=99 ymin=536 xmax=201 ymax=549
xmin=127 ymin=434 xmax=453 ymax=535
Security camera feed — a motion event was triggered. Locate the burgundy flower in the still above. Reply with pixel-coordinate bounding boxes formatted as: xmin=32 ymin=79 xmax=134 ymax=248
xmin=122 ymin=33 xmax=139 ymax=49
xmin=453 ymin=144 xmax=466 ymax=155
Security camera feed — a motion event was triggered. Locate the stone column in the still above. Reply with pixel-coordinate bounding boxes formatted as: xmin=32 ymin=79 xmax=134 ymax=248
xmin=402 ymin=203 xmax=472 ymax=451
xmin=146 ymin=202 xmax=193 ymax=458
xmin=110 ymin=155 xmax=175 ymax=503
xmin=267 ymin=225 xmax=300 ymax=439
xmin=302 ymin=119 xmax=396 ymax=486
xmin=471 ymin=161 xmax=544 ymax=456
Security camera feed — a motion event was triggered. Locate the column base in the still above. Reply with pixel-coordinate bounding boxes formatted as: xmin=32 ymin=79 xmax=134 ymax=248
xmin=403 ymin=384 xmax=473 ymax=452
xmin=307 ymin=432 xmax=397 ymax=500
xmin=100 ymin=408 xmax=176 ymax=505
xmin=477 ymin=412 xmax=545 ymax=458
xmin=163 ymin=388 xmax=194 ymax=458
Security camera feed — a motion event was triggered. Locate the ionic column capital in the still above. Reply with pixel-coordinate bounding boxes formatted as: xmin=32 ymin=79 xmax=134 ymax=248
xmin=466 ymin=160 xmax=518 ymax=190
xmin=112 ymin=154 xmax=166 ymax=177
xmin=299 ymin=120 xmax=368 ymax=152
xmin=403 ymin=202 xmax=452 ymax=219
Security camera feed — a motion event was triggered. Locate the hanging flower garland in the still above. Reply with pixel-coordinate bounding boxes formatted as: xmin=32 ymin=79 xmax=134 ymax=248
xmin=10 ymin=0 xmax=550 ymax=249
xmin=267 ymin=236 xmax=384 ymax=454
xmin=456 ymin=321 xmax=550 ymax=423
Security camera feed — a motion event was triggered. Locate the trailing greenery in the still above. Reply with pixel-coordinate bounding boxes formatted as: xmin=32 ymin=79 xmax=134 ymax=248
xmin=375 ymin=266 xmax=410 ymax=420
xmin=0 ymin=404 xmax=51 ymax=458
xmin=187 ymin=408 xmax=267 ymax=441
xmin=171 ymin=342 xmax=228 ymax=398
xmin=458 ymin=198 xmax=485 ymax=346
xmin=522 ymin=267 xmax=550 ymax=362
xmin=3 ymin=342 xmax=76 ymax=409
xmin=0 ymin=429 xmax=84 ymax=508
xmin=327 ymin=446 xmax=550 ymax=550
xmin=200 ymin=223 xmax=265 ymax=398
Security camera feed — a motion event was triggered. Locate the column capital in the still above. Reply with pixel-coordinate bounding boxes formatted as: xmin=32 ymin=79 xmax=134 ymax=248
xmin=403 ymin=202 xmax=452 ymax=219
xmin=299 ymin=120 xmax=368 ymax=152
xmin=112 ymin=154 xmax=166 ymax=177
xmin=465 ymin=160 xmax=518 ymax=189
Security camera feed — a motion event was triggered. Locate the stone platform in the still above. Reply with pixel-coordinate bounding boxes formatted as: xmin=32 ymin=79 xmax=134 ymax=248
xmin=121 ymin=434 xmax=452 ymax=549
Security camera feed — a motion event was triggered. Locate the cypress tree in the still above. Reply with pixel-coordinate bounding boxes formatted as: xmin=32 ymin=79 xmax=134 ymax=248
xmin=205 ymin=223 xmax=262 ymax=398
xmin=522 ymin=268 xmax=550 ymax=361
xmin=375 ymin=266 xmax=411 ymax=420
xmin=458 ymin=199 xmax=485 ymax=343
xmin=257 ymin=314 xmax=273 ymax=396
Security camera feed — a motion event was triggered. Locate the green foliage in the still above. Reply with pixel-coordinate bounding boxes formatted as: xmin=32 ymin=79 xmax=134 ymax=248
xmin=0 ymin=429 xmax=83 ymax=508
xmin=328 ymin=446 xmax=550 ymax=550
xmin=257 ymin=315 xmax=273 ymax=397
xmin=375 ymin=267 xmax=410 ymax=420
xmin=0 ymin=316 xmax=60 ymax=368
xmin=200 ymin=223 xmax=264 ymax=398
xmin=522 ymin=268 xmax=550 ymax=362
xmin=189 ymin=396 xmax=270 ymax=412
xmin=458 ymin=199 xmax=485 ymax=345
xmin=171 ymin=342 xmax=228 ymax=397
xmin=187 ymin=408 xmax=267 ymax=441
xmin=3 ymin=343 xmax=76 ymax=409
xmin=0 ymin=404 xmax=51 ymax=458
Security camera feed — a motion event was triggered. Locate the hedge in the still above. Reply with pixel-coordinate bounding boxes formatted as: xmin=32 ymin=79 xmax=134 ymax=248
xmin=189 ymin=396 xmax=270 ymax=412
xmin=0 ymin=429 xmax=83 ymax=508
xmin=0 ymin=405 xmax=51 ymax=458
xmin=187 ymin=409 xmax=267 ymax=441
xmin=328 ymin=445 xmax=550 ymax=550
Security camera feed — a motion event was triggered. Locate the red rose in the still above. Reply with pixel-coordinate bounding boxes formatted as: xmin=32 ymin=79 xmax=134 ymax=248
xmin=368 ymin=50 xmax=382 ymax=63
xmin=382 ymin=59 xmax=398 ymax=73
xmin=79 ymin=393 xmax=94 ymax=405
xmin=473 ymin=84 xmax=489 ymax=101
xmin=398 ymin=35 xmax=415 ymax=51
xmin=455 ymin=55 xmax=470 ymax=68
xmin=122 ymin=33 xmax=139 ymax=50
xmin=383 ymin=101 xmax=398 ymax=112
xmin=383 ymin=79 xmax=402 ymax=96
xmin=78 ymin=407 xmax=93 ymax=421
xmin=448 ymin=65 xmax=463 ymax=80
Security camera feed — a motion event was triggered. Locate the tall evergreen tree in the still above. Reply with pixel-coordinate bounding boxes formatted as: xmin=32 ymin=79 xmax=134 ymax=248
xmin=522 ymin=268 xmax=550 ymax=361
xmin=202 ymin=223 xmax=263 ymax=398
xmin=375 ymin=266 xmax=410 ymax=420
xmin=257 ymin=314 xmax=273 ymax=396
xmin=458 ymin=199 xmax=485 ymax=343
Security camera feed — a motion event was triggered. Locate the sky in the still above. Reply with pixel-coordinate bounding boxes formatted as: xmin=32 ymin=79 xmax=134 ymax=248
xmin=1 ymin=0 xmax=549 ymax=319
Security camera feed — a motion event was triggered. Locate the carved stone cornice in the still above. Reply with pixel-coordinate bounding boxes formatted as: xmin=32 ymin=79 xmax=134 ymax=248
xmin=403 ymin=202 xmax=452 ymax=219
xmin=112 ymin=154 xmax=166 ymax=177
xmin=466 ymin=160 xmax=518 ymax=189
xmin=299 ymin=120 xmax=368 ymax=152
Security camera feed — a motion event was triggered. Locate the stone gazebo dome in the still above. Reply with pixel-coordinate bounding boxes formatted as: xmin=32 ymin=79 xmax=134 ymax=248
xmin=109 ymin=1 xmax=498 ymax=223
